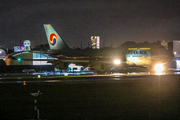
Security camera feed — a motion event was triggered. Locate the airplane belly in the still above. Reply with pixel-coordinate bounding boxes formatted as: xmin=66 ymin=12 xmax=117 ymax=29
xmin=60 ymin=59 xmax=89 ymax=63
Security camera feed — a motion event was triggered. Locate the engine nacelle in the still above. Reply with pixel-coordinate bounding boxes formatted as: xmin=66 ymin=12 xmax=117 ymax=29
xmin=93 ymin=64 xmax=109 ymax=72
xmin=52 ymin=62 xmax=69 ymax=70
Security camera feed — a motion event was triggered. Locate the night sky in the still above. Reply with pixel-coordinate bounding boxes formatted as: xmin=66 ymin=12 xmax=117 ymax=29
xmin=0 ymin=0 xmax=180 ymax=49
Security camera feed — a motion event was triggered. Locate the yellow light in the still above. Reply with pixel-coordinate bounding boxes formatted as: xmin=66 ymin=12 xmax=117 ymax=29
xmin=114 ymin=60 xmax=120 ymax=64
xmin=128 ymin=48 xmax=137 ymax=50
xmin=154 ymin=64 xmax=164 ymax=72
xmin=23 ymin=81 xmax=26 ymax=85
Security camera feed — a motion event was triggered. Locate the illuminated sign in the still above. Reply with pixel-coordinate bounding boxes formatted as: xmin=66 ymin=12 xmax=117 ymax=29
xmin=49 ymin=33 xmax=57 ymax=46
xmin=126 ymin=48 xmax=151 ymax=57
xmin=21 ymin=42 xmax=24 ymax=53
xmin=14 ymin=46 xmax=21 ymax=52
xmin=14 ymin=40 xmax=31 ymax=52
xmin=24 ymin=40 xmax=31 ymax=52
xmin=91 ymin=36 xmax=100 ymax=49
xmin=14 ymin=44 xmax=25 ymax=52
xmin=127 ymin=50 xmax=147 ymax=54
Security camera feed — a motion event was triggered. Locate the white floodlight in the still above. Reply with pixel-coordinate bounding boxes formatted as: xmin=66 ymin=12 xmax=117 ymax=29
xmin=114 ymin=59 xmax=120 ymax=65
xmin=154 ymin=64 xmax=164 ymax=73
xmin=38 ymin=75 xmax=41 ymax=78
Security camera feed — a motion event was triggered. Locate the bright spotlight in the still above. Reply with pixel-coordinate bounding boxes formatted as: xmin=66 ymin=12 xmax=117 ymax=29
xmin=38 ymin=75 xmax=41 ymax=78
xmin=114 ymin=60 xmax=120 ymax=65
xmin=154 ymin=64 xmax=164 ymax=73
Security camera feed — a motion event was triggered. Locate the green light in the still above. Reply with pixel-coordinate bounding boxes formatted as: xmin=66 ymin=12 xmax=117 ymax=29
xmin=17 ymin=58 xmax=21 ymax=61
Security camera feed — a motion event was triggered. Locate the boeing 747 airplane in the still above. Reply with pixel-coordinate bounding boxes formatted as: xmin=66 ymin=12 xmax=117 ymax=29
xmin=44 ymin=24 xmax=174 ymax=72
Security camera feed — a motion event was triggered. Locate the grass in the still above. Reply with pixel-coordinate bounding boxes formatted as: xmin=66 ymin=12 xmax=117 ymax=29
xmin=0 ymin=76 xmax=180 ymax=120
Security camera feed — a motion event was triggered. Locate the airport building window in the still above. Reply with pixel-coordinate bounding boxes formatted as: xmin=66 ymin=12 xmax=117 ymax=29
xmin=33 ymin=53 xmax=54 ymax=65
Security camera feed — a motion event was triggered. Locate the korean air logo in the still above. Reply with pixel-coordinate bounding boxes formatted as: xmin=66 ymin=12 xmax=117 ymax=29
xmin=49 ymin=33 xmax=57 ymax=46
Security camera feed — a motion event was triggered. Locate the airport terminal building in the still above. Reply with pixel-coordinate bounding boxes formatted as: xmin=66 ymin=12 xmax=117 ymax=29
xmin=3 ymin=40 xmax=55 ymax=72
xmin=167 ymin=40 xmax=180 ymax=69
xmin=4 ymin=51 xmax=55 ymax=72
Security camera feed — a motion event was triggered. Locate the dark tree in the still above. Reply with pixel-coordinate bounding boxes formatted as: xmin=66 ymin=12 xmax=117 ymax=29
xmin=32 ymin=44 xmax=50 ymax=51
xmin=0 ymin=59 xmax=7 ymax=73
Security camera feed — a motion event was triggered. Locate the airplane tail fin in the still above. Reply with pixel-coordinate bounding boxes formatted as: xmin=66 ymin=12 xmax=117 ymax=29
xmin=44 ymin=24 xmax=70 ymax=50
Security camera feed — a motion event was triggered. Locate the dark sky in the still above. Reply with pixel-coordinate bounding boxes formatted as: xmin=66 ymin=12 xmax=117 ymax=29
xmin=0 ymin=0 xmax=180 ymax=49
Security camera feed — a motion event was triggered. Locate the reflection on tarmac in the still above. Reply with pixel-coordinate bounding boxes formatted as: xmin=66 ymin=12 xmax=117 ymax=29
xmin=0 ymin=71 xmax=180 ymax=84
xmin=113 ymin=71 xmax=180 ymax=76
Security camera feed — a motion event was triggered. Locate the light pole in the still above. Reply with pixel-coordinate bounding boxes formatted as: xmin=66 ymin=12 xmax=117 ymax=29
xmin=30 ymin=90 xmax=42 ymax=119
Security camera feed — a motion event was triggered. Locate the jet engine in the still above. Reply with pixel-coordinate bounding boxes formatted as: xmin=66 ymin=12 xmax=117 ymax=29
xmin=93 ymin=63 xmax=109 ymax=72
xmin=53 ymin=62 xmax=69 ymax=70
